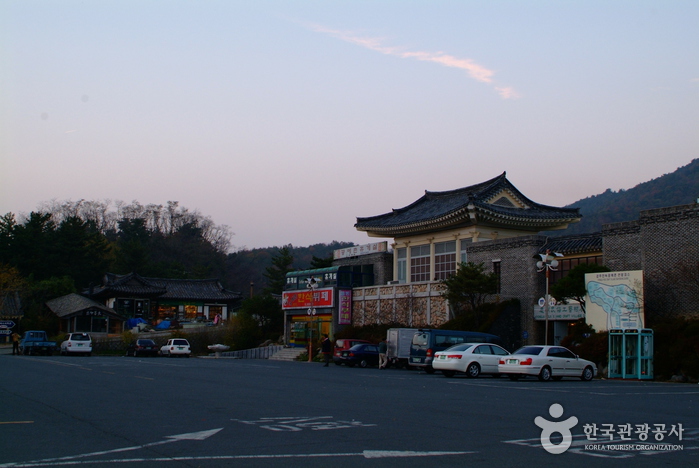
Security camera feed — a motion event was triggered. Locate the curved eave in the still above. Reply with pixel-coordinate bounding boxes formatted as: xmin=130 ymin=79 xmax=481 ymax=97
xmin=357 ymin=205 xmax=581 ymax=237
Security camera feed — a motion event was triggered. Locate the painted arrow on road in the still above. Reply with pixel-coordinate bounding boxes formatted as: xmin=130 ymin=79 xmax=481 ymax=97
xmin=0 ymin=428 xmax=223 ymax=467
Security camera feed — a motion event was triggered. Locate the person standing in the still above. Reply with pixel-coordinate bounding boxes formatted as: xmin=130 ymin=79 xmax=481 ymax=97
xmin=11 ymin=331 xmax=21 ymax=355
xmin=378 ymin=339 xmax=388 ymax=369
xmin=321 ymin=334 xmax=333 ymax=367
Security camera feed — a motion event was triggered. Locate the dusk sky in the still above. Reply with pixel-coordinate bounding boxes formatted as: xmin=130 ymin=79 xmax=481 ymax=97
xmin=2 ymin=1 xmax=697 ymax=250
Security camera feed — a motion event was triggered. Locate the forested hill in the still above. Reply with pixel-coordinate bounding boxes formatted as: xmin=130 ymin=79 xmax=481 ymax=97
xmin=224 ymin=241 xmax=354 ymax=295
xmin=550 ymin=158 xmax=699 ymax=236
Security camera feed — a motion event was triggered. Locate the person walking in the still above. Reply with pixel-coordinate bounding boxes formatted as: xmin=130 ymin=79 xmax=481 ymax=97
xmin=321 ymin=334 xmax=333 ymax=367
xmin=378 ymin=339 xmax=388 ymax=369
xmin=11 ymin=331 xmax=20 ymax=355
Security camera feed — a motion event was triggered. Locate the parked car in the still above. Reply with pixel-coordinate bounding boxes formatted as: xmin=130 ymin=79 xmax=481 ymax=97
xmin=19 ymin=330 xmax=57 ymax=356
xmin=159 ymin=338 xmax=191 ymax=357
xmin=333 ymin=339 xmax=372 ymax=365
xmin=433 ymin=343 xmax=510 ymax=378
xmin=409 ymin=329 xmax=504 ymax=373
xmin=126 ymin=339 xmax=159 ymax=357
xmin=335 ymin=343 xmax=380 ymax=368
xmin=497 ymin=345 xmax=596 ymax=381
xmin=60 ymin=333 xmax=92 ymax=356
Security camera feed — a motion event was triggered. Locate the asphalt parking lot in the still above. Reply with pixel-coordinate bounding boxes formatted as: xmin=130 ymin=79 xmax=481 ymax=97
xmin=1 ymin=354 xmax=697 ymax=467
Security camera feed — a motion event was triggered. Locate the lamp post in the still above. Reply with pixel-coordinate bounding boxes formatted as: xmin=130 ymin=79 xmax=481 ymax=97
xmin=306 ymin=277 xmax=318 ymax=363
xmin=536 ymin=250 xmax=562 ymax=346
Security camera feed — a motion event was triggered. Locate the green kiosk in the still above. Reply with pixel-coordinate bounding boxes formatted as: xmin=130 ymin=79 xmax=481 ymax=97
xmin=608 ymin=329 xmax=654 ymax=379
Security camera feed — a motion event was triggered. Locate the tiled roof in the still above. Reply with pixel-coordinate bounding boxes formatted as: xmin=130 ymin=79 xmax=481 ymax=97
xmin=539 ymin=233 xmax=603 ymax=256
xmin=145 ymin=278 xmax=241 ymax=301
xmin=0 ymin=291 xmax=22 ymax=319
xmin=88 ymin=273 xmax=241 ymax=302
xmin=46 ymin=293 xmax=120 ymax=319
xmin=89 ymin=273 xmax=167 ymax=299
xmin=355 ymin=173 xmax=581 ymax=236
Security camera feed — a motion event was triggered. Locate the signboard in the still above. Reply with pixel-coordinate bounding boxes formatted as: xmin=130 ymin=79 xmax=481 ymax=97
xmin=333 ymin=241 xmax=387 ymax=260
xmin=282 ymin=288 xmax=334 ymax=310
xmin=0 ymin=320 xmax=15 ymax=328
xmin=338 ymin=290 xmax=352 ymax=325
xmin=0 ymin=329 xmax=11 ymax=335
xmin=585 ymin=270 xmax=644 ymax=331
xmin=534 ymin=304 xmax=584 ymax=321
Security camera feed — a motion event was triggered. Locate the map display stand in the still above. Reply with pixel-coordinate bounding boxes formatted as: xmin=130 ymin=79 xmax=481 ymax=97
xmin=608 ymin=329 xmax=653 ymax=380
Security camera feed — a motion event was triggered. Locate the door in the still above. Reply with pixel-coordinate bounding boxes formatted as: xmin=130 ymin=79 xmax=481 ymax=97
xmin=545 ymin=347 xmax=568 ymax=375
xmin=472 ymin=345 xmax=498 ymax=374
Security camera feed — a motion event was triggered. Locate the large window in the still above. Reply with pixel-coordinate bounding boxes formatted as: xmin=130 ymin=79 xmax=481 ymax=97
xmin=460 ymin=239 xmax=470 ymax=263
xmin=434 ymin=241 xmax=457 ymax=280
xmin=397 ymin=248 xmax=407 ymax=283
xmin=550 ymin=255 xmax=603 ymax=285
xmin=410 ymin=244 xmax=431 ymax=282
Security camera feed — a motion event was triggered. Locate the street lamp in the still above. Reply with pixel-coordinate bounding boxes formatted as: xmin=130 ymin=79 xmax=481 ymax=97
xmin=306 ymin=277 xmax=318 ymax=362
xmin=536 ymin=250 xmax=562 ymax=346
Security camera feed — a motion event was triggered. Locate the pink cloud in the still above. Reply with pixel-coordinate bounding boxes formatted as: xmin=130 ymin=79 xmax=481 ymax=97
xmin=308 ymin=24 xmax=517 ymax=99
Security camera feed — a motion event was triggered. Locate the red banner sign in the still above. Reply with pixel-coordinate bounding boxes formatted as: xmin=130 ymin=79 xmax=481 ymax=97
xmin=282 ymin=288 xmax=334 ymax=309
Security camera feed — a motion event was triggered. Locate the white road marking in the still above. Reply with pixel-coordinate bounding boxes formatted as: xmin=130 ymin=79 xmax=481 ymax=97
xmin=0 ymin=429 xmax=223 ymax=468
xmin=1 ymin=450 xmax=475 ymax=466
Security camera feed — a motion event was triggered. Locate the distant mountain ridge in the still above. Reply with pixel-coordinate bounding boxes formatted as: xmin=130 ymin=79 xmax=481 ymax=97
xmin=551 ymin=158 xmax=699 ymax=236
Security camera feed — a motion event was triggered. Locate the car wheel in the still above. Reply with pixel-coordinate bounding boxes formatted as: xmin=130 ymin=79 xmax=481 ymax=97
xmin=581 ymin=366 xmax=594 ymax=381
xmin=466 ymin=362 xmax=481 ymax=378
xmin=442 ymin=370 xmax=455 ymax=378
xmin=133 ymin=351 xmax=138 ymax=357
xmin=508 ymin=374 xmax=520 ymax=381
xmin=538 ymin=366 xmax=552 ymax=382
xmin=360 ymin=359 xmax=368 ymax=368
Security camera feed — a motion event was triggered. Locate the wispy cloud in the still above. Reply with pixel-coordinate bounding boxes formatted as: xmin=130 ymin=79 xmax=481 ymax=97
xmin=307 ymin=24 xmax=519 ymax=100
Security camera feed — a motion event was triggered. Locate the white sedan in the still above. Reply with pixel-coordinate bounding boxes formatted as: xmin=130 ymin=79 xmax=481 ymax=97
xmin=160 ymin=338 xmax=191 ymax=357
xmin=433 ymin=343 xmax=511 ymax=378
xmin=498 ymin=345 xmax=596 ymax=381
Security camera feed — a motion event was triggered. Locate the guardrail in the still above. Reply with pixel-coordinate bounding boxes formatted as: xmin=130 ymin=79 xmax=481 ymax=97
xmin=220 ymin=346 xmax=283 ymax=359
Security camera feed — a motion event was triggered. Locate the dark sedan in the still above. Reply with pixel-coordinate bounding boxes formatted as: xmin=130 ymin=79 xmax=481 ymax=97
xmin=126 ymin=339 xmax=159 ymax=357
xmin=335 ymin=344 xmax=380 ymax=368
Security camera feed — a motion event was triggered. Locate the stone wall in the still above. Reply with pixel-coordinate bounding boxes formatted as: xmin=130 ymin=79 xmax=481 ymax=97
xmin=467 ymin=235 xmax=546 ymax=343
xmin=351 ymin=282 xmax=448 ymax=327
xmin=641 ymin=204 xmax=699 ymax=319
xmin=602 ymin=221 xmax=642 ymax=271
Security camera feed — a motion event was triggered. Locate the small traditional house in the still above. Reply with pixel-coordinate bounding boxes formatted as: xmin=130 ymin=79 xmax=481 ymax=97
xmin=46 ymin=293 xmax=124 ymax=335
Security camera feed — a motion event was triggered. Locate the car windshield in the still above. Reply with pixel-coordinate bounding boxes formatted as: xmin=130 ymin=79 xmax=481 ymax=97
xmin=138 ymin=340 xmax=155 ymax=345
xmin=173 ymin=339 xmax=189 ymax=345
xmin=514 ymin=346 xmax=544 ymax=355
xmin=443 ymin=344 xmax=474 ymax=352
xmin=72 ymin=334 xmax=90 ymax=341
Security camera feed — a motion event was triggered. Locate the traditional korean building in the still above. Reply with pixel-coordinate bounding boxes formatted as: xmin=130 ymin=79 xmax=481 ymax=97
xmin=352 ymin=172 xmax=586 ymax=347
xmin=87 ymin=273 xmax=242 ymax=324
xmin=350 ymin=172 xmax=699 ymax=348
